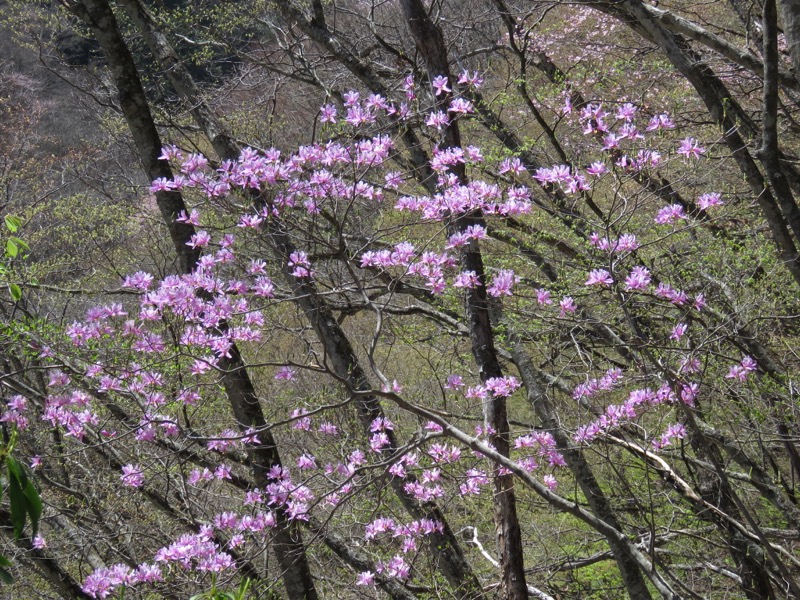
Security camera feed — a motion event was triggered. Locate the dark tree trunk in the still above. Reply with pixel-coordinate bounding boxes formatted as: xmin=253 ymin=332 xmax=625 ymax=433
xmin=397 ymin=1 xmax=529 ymax=598
xmin=66 ymin=3 xmax=319 ymax=598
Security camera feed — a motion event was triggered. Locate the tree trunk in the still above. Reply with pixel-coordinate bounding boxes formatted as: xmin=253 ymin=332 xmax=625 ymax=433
xmin=398 ymin=1 xmax=529 ymax=597
xmin=66 ymin=3 xmax=319 ymax=598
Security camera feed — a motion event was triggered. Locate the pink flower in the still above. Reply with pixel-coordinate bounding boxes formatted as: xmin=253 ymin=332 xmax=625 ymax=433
xmin=615 ymin=234 xmax=639 ymax=253
xmin=297 ymin=454 xmax=317 ymax=470
xmin=356 ymin=571 xmax=376 ymax=586
xmin=122 ymin=271 xmax=154 ymax=290
xmin=646 ymin=113 xmax=675 ymax=131
xmin=585 ymin=269 xmax=613 ymax=286
xmin=693 ymin=293 xmax=707 ymax=311
xmin=559 ymin=296 xmax=577 ymax=317
xmin=697 ymin=192 xmax=724 ymax=210
xmin=681 ymin=382 xmax=699 ymax=406
xmin=677 ymin=137 xmax=706 ymax=159
xmin=624 ymin=266 xmax=651 ymax=291
xmin=444 ymin=375 xmax=464 ymax=389
xmin=319 ymin=104 xmax=337 ymax=123
xmin=655 ymin=204 xmax=686 ymax=225
xmin=727 ymin=356 xmax=758 ymax=381
xmin=586 ymin=162 xmax=608 ymax=176
xmin=432 ymin=75 xmax=451 ymax=96
xmin=670 ymin=323 xmax=688 ymax=341
xmin=288 ymin=251 xmax=313 ymax=278
xmin=176 ymin=209 xmax=201 ymax=225
xmin=448 ymin=98 xmax=474 ymax=114
xmin=616 ymin=103 xmax=637 ymax=121
xmin=342 ymin=91 xmax=360 ymax=106
xmin=741 ymin=356 xmax=758 ymax=371
xmin=121 ymin=464 xmax=144 ymax=488
xmin=425 ymin=111 xmax=450 ymax=130
xmin=457 ymin=70 xmax=484 ymax=87
xmin=275 ymin=366 xmax=296 ymax=381
xmin=187 ymin=230 xmax=211 ymax=248
xmin=498 ymin=157 xmax=526 ymax=176
xmin=454 ymin=270 xmax=481 ymax=289
xmin=487 ymin=270 xmax=518 ymax=297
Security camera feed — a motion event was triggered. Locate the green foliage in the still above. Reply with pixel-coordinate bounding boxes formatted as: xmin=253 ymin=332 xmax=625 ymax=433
xmin=0 ymin=432 xmax=43 ymax=584
xmin=0 ymin=214 xmax=27 ymax=302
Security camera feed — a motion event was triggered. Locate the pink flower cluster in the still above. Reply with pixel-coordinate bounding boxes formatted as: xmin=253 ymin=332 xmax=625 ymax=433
xmin=574 ymin=384 xmax=679 ymax=443
xmin=82 ymin=563 xmax=161 ymax=599
xmin=652 ymin=423 xmax=687 ymax=451
xmin=572 ymin=368 xmax=624 ymax=401
xmin=726 ymin=356 xmax=758 ymax=382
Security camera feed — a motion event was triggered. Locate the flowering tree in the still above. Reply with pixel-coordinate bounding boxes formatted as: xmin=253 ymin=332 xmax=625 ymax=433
xmin=3 ymin=0 xmax=800 ymax=599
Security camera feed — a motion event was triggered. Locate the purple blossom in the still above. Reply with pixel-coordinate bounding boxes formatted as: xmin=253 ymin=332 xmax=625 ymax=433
xmin=275 ymin=366 xmax=297 ymax=381
xmin=585 ymin=269 xmax=613 ymax=286
xmin=652 ymin=423 xmax=687 ymax=450
xmin=586 ymin=161 xmax=608 ymax=176
xmin=487 ymin=269 xmax=518 ymax=296
xmin=559 ymin=296 xmax=577 ymax=317
xmin=697 ymin=192 xmax=724 ymax=210
xmin=432 ymin=75 xmax=451 ymax=96
xmin=670 ymin=323 xmax=688 ymax=341
xmin=646 ymin=113 xmax=675 ymax=131
xmin=121 ymin=464 xmax=144 ymax=488
xmin=454 ymin=270 xmax=481 ymax=288
xmin=615 ymin=102 xmax=637 ymax=121
xmin=457 ymin=70 xmax=484 ymax=87
xmin=425 ymin=111 xmax=450 ymax=130
xmin=122 ymin=271 xmax=154 ymax=290
xmin=319 ymin=104 xmax=337 ymax=123
xmin=356 ymin=571 xmax=376 ymax=586
xmin=655 ymin=204 xmax=686 ymax=224
xmin=624 ymin=266 xmax=651 ymax=291
xmin=498 ymin=157 xmax=526 ymax=176
xmin=484 ymin=375 xmax=521 ymax=397
xmin=187 ymin=230 xmax=211 ymax=248
xmin=342 ymin=91 xmax=360 ymax=106
xmin=677 ymin=137 xmax=706 ymax=159
xmin=448 ymin=97 xmax=474 ymax=114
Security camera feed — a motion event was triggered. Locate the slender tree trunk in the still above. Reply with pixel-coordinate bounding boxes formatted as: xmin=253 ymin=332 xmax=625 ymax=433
xmin=510 ymin=338 xmax=655 ymax=599
xmin=397 ymin=1 xmax=529 ymax=597
xmin=61 ymin=0 xmax=199 ymax=274
xmin=64 ymin=3 xmax=319 ymax=598
xmin=613 ymin=0 xmax=800 ymax=286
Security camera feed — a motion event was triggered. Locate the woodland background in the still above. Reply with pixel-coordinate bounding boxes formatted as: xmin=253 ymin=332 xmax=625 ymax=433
xmin=2 ymin=0 xmax=800 ymax=599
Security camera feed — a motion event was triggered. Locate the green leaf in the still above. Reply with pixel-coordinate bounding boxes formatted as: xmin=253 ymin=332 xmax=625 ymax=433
xmin=0 ymin=565 xmax=13 ymax=585
xmin=9 ymin=238 xmax=29 ymax=253
xmin=6 ymin=458 xmax=27 ymax=489
xmin=4 ymin=216 xmax=21 ymax=233
xmin=5 ymin=239 xmax=17 ymax=258
xmin=23 ymin=481 xmax=41 ymax=536
xmin=8 ymin=284 xmax=21 ymax=302
xmin=7 ymin=476 xmax=26 ymax=539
